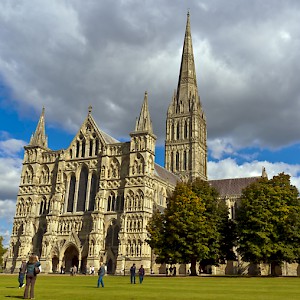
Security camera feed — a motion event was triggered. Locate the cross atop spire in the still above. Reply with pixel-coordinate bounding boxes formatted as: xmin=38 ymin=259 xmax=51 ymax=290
xmin=135 ymin=91 xmax=153 ymax=133
xmin=29 ymin=107 xmax=48 ymax=148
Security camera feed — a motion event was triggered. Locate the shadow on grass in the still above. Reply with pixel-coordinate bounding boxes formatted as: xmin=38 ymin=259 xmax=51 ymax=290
xmin=4 ymin=296 xmax=24 ymax=299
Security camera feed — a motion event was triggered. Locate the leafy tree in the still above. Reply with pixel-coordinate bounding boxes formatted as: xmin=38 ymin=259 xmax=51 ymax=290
xmin=0 ymin=236 xmax=7 ymax=268
xmin=147 ymin=179 xmax=232 ymax=276
xmin=190 ymin=179 xmax=236 ymax=266
xmin=236 ymin=173 xmax=300 ymax=275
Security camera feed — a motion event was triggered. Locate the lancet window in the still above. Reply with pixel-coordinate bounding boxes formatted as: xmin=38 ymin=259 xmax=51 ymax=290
xmin=107 ymin=192 xmax=116 ymax=212
xmin=184 ymin=119 xmax=189 ymax=139
xmin=67 ymin=174 xmax=76 ymax=212
xmin=39 ymin=196 xmax=49 ymax=215
xmin=77 ymin=165 xmax=88 ymax=212
xmin=176 ymin=151 xmax=180 ymax=171
xmin=88 ymin=172 xmax=97 ymax=211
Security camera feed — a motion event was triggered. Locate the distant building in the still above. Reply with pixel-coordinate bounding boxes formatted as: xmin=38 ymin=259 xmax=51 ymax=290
xmin=7 ymin=13 xmax=295 ymax=276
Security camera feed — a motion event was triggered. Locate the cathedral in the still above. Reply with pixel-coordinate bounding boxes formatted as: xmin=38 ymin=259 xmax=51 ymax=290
xmin=7 ymin=13 xmax=293 ymax=276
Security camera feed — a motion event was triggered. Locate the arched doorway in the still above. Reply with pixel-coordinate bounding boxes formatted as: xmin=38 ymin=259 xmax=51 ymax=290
xmin=107 ymin=258 xmax=113 ymax=274
xmin=52 ymin=256 xmax=59 ymax=273
xmin=64 ymin=245 xmax=79 ymax=273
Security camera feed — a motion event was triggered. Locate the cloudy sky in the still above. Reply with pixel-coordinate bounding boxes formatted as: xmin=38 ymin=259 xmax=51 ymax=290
xmin=1 ymin=0 xmax=300 ymax=247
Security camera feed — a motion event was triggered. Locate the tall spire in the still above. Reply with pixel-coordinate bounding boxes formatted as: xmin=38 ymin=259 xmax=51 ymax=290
xmin=176 ymin=11 xmax=199 ymax=109
xmin=135 ymin=91 xmax=153 ymax=133
xmin=29 ymin=107 xmax=48 ymax=148
xmin=165 ymin=12 xmax=207 ymax=182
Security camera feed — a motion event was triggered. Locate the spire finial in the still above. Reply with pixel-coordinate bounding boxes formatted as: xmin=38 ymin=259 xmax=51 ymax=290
xmin=29 ymin=106 xmax=48 ymax=148
xmin=135 ymin=92 xmax=153 ymax=133
xmin=88 ymin=105 xmax=92 ymax=114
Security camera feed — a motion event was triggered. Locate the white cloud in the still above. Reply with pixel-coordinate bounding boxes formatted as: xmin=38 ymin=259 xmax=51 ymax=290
xmin=0 ymin=200 xmax=15 ymax=223
xmin=0 ymin=138 xmax=26 ymax=157
xmin=208 ymin=158 xmax=300 ymax=190
xmin=208 ymin=138 xmax=235 ymax=159
xmin=0 ymin=200 xmax=15 ymax=248
xmin=0 ymin=157 xmax=22 ymax=200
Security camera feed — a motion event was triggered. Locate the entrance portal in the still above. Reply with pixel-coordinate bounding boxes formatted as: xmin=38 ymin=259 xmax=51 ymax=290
xmin=64 ymin=245 xmax=79 ymax=273
xmin=52 ymin=256 xmax=59 ymax=273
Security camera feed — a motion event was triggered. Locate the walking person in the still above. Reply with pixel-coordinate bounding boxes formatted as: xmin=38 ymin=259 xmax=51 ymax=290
xmin=97 ymin=262 xmax=105 ymax=288
xmin=23 ymin=254 xmax=41 ymax=299
xmin=138 ymin=265 xmax=145 ymax=284
xmin=130 ymin=263 xmax=136 ymax=284
xmin=18 ymin=258 xmax=27 ymax=288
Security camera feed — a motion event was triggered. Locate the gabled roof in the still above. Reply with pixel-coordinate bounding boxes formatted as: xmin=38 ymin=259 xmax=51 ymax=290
xmin=99 ymin=128 xmax=119 ymax=144
xmin=154 ymin=163 xmax=180 ymax=186
xmin=209 ymin=177 xmax=261 ymax=198
xmin=67 ymin=109 xmax=120 ymax=150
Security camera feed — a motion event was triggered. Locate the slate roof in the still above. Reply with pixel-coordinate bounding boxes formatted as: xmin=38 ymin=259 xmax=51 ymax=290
xmin=209 ymin=177 xmax=261 ymax=198
xmin=99 ymin=129 xmax=120 ymax=144
xmin=154 ymin=163 xmax=180 ymax=186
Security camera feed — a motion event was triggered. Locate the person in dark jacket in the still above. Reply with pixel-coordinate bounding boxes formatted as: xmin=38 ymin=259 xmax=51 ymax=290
xmin=24 ymin=254 xmax=41 ymax=299
xmin=138 ymin=265 xmax=145 ymax=284
xmin=18 ymin=259 xmax=27 ymax=288
xmin=130 ymin=263 xmax=136 ymax=284
xmin=97 ymin=262 xmax=105 ymax=288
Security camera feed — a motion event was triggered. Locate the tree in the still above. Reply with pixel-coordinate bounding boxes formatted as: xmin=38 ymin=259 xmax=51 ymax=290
xmin=0 ymin=236 xmax=7 ymax=268
xmin=190 ymin=179 xmax=236 ymax=267
xmin=236 ymin=173 xmax=300 ymax=275
xmin=147 ymin=179 xmax=232 ymax=276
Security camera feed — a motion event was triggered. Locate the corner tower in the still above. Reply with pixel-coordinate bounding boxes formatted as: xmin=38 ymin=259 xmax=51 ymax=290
xmin=165 ymin=12 xmax=207 ymax=181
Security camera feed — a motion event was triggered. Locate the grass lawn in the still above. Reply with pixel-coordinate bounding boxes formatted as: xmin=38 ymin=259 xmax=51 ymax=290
xmin=1 ymin=274 xmax=300 ymax=300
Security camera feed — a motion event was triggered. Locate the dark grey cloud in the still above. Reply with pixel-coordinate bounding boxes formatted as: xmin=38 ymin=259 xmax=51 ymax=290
xmin=1 ymin=0 xmax=300 ymax=149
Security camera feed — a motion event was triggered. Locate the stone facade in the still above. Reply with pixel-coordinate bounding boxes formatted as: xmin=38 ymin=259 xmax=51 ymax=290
xmin=6 ymin=92 xmax=178 ymax=274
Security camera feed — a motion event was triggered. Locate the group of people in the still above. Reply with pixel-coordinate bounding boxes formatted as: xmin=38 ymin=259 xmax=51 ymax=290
xmin=70 ymin=265 xmax=77 ymax=276
xmin=166 ymin=265 xmax=177 ymax=276
xmin=18 ymin=255 xmax=146 ymax=297
xmin=18 ymin=254 xmax=41 ymax=299
xmin=97 ymin=263 xmax=145 ymax=288
xmin=130 ymin=263 xmax=145 ymax=284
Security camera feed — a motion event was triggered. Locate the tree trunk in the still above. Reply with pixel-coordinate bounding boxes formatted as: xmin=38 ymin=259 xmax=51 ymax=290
xmin=190 ymin=258 xmax=197 ymax=276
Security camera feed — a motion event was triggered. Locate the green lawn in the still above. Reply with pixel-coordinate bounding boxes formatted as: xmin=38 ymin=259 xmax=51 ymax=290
xmin=1 ymin=274 xmax=300 ymax=300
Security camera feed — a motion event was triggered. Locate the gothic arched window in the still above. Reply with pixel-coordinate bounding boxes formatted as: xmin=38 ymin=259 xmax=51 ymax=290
xmin=76 ymin=141 xmax=80 ymax=158
xmin=183 ymin=150 xmax=187 ymax=170
xmin=176 ymin=122 xmax=180 ymax=140
xmin=176 ymin=151 xmax=180 ymax=171
xmin=88 ymin=173 xmax=97 ymax=211
xmin=81 ymin=139 xmax=86 ymax=157
xmin=67 ymin=174 xmax=76 ymax=212
xmin=95 ymin=139 xmax=99 ymax=155
xmin=184 ymin=120 xmax=188 ymax=139
xmin=77 ymin=165 xmax=88 ymax=211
